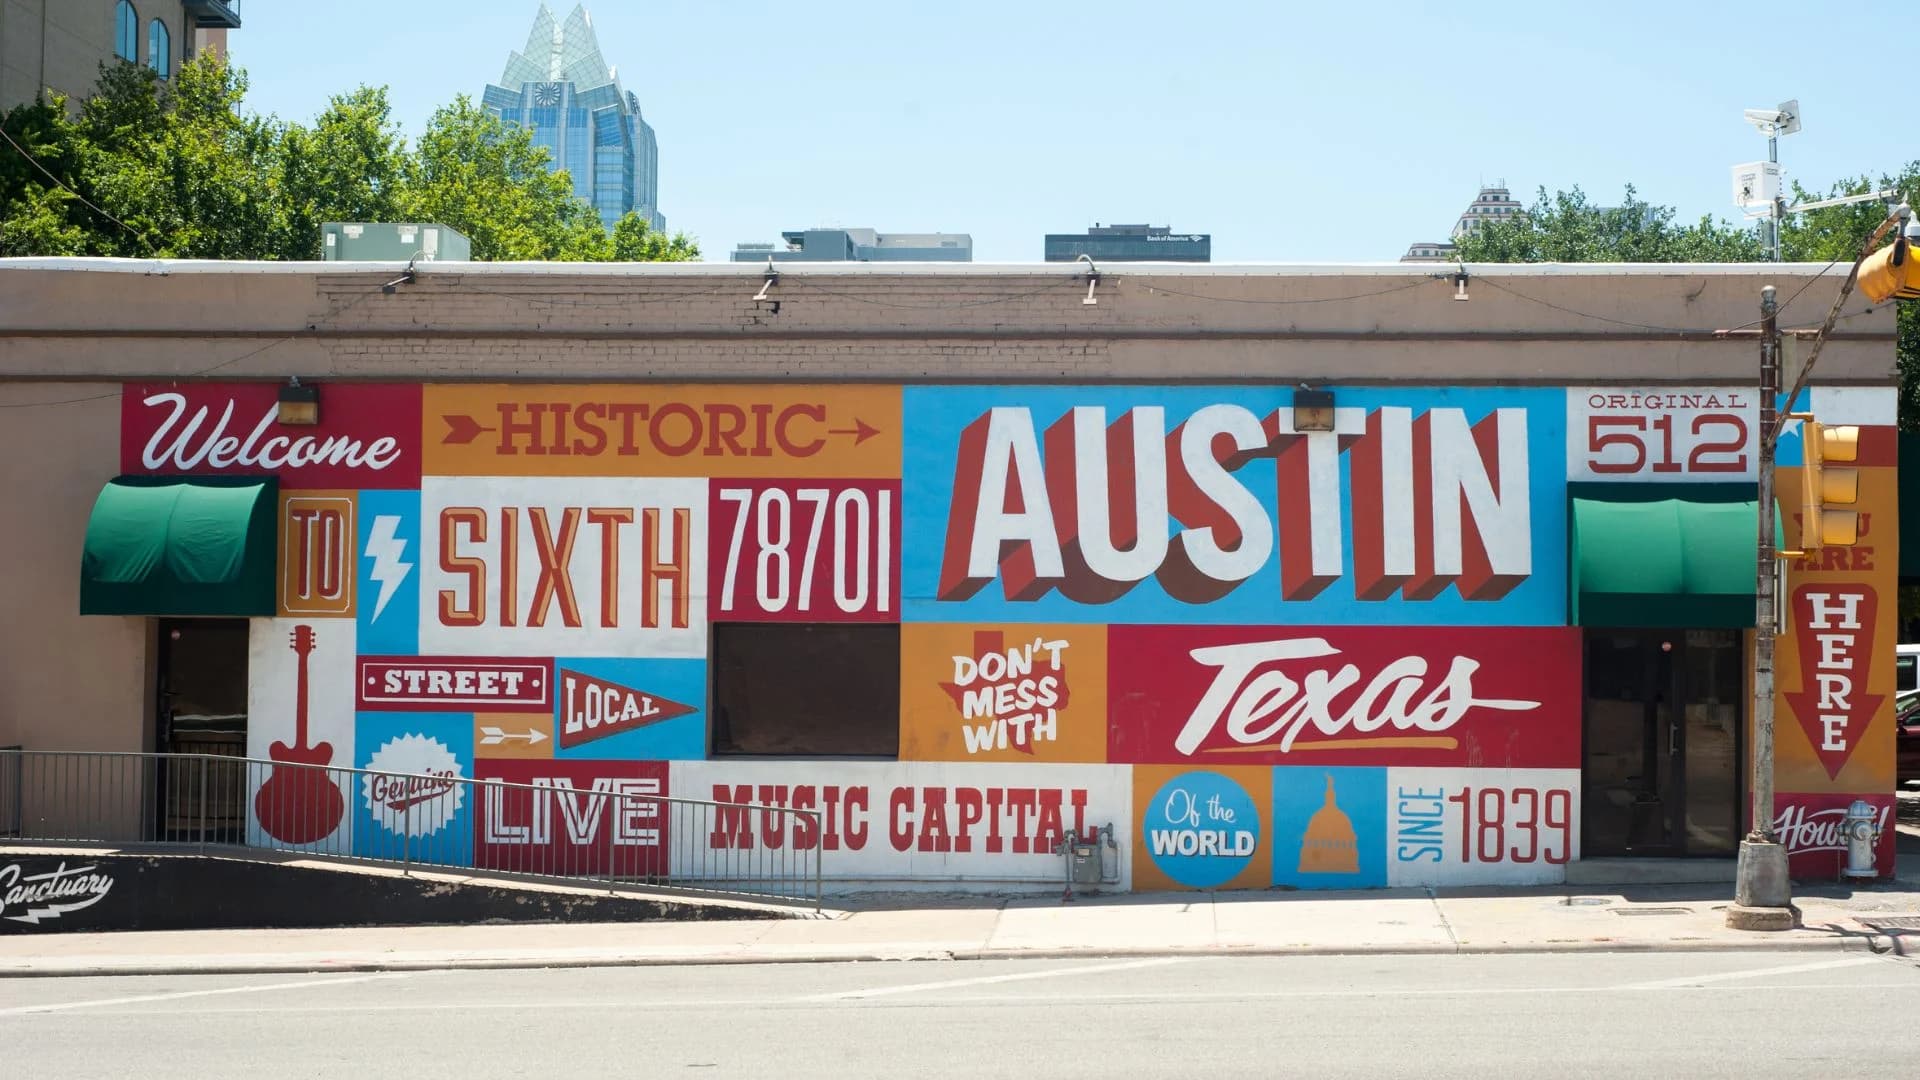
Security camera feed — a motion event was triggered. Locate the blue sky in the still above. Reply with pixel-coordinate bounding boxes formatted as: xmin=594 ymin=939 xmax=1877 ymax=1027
xmin=231 ymin=0 xmax=1913 ymax=262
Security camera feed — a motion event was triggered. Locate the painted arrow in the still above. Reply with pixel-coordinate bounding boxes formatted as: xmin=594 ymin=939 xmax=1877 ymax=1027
xmin=478 ymin=726 xmax=548 ymax=746
xmin=827 ymin=418 xmax=882 ymax=445
xmin=441 ymin=414 xmax=493 ymax=445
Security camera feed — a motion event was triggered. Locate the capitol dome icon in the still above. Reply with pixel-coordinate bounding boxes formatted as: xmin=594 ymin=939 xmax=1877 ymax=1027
xmin=1297 ymin=773 xmax=1359 ymax=874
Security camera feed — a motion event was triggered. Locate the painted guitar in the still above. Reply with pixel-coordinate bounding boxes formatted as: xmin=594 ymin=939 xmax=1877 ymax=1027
xmin=254 ymin=624 xmax=345 ymax=844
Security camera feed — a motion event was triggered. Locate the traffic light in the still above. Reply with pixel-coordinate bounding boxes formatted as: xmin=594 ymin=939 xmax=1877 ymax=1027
xmin=1859 ymin=234 xmax=1920 ymax=304
xmin=1798 ymin=418 xmax=1860 ymax=548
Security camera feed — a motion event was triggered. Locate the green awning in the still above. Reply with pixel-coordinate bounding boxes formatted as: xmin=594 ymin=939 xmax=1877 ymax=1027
xmin=1569 ymin=483 xmax=1778 ymax=629
xmin=80 ymin=476 xmax=278 ymax=616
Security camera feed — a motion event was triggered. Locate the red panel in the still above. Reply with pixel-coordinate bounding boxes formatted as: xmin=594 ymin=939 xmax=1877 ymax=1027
xmin=471 ymin=759 xmax=669 ymax=877
xmin=356 ymin=656 xmax=553 ymax=712
xmin=1774 ymin=792 xmax=1895 ymax=881
xmin=121 ymin=382 xmax=422 ymax=489
xmin=1107 ymin=625 xmax=1581 ymax=768
xmin=706 ymin=479 xmax=900 ymax=622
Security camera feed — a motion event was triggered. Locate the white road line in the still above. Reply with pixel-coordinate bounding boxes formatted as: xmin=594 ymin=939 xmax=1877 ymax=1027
xmin=1620 ymin=956 xmax=1886 ymax=990
xmin=797 ymin=956 xmax=1198 ymax=1001
xmin=75 ymin=980 xmax=1919 ymax=1016
xmin=0 ymin=972 xmax=412 ymax=1017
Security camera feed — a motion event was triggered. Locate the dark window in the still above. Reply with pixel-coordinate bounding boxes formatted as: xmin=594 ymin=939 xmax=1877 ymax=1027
xmin=711 ymin=624 xmax=900 ymax=756
xmin=115 ymin=2 xmax=138 ymax=61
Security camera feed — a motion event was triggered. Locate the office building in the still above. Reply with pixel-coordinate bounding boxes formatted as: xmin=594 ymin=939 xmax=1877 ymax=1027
xmin=1044 ymin=224 xmax=1210 ymax=263
xmin=1400 ymin=183 xmax=1525 ymax=262
xmin=1 ymin=1 xmax=241 ymax=110
xmin=732 ymin=228 xmax=972 ymax=263
xmin=482 ymin=3 xmax=664 ymax=232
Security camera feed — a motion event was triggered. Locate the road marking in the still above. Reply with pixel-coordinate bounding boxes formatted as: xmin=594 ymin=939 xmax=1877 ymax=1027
xmin=0 ymin=972 xmax=411 ymax=1017
xmin=798 ymin=956 xmax=1198 ymax=1001
xmin=87 ymin=980 xmax=1919 ymax=1016
xmin=1620 ymin=956 xmax=1886 ymax=990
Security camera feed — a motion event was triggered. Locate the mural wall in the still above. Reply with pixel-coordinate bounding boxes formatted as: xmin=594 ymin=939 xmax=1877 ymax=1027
xmin=116 ymin=379 xmax=1897 ymax=890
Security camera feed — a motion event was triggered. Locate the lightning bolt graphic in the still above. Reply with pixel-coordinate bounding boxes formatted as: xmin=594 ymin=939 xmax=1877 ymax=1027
xmin=364 ymin=514 xmax=412 ymax=621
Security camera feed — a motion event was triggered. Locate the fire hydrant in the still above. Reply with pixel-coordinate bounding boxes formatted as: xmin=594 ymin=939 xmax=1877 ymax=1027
xmin=1842 ymin=799 xmax=1881 ymax=880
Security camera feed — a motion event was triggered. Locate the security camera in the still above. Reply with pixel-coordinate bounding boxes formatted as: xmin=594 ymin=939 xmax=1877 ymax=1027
xmin=1743 ymin=108 xmax=1787 ymax=127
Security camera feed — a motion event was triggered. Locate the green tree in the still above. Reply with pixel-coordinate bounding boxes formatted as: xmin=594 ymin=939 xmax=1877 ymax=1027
xmin=1457 ymin=177 xmax=1918 ymax=430
xmin=0 ymin=55 xmax=703 ymax=263
xmin=610 ymin=211 xmax=699 ymax=262
xmin=1454 ymin=184 xmax=1766 ymax=263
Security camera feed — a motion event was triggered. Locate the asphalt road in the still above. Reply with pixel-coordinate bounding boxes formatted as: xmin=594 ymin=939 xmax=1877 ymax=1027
xmin=3 ymin=951 xmax=1918 ymax=1078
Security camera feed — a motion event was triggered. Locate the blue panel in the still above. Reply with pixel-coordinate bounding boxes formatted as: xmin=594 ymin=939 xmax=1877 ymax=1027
xmin=356 ymin=489 xmax=419 ymax=655
xmin=1271 ymin=766 xmax=1388 ymax=889
xmin=901 ymin=385 xmax=1568 ymax=626
xmin=551 ymin=656 xmax=707 ymax=760
xmin=352 ymin=711 xmax=475 ymax=867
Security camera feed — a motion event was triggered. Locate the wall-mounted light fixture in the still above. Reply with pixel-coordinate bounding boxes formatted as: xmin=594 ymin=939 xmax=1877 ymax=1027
xmin=1293 ymin=387 xmax=1336 ymax=431
xmin=1078 ymin=254 xmax=1099 ymax=305
xmin=752 ymin=257 xmax=781 ymax=314
xmin=277 ymin=376 xmax=319 ymax=426
xmin=1452 ymin=268 xmax=1471 ymax=301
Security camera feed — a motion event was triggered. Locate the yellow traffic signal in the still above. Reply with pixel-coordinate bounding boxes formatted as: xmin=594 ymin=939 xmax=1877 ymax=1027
xmin=1799 ymin=418 xmax=1860 ymax=548
xmin=1858 ymin=235 xmax=1919 ymax=303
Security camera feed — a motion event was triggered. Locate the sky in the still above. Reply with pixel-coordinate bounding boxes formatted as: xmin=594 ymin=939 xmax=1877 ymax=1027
xmin=230 ymin=0 xmax=1915 ymax=263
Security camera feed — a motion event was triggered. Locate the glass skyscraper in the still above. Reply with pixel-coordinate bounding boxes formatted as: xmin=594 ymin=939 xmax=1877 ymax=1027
xmin=482 ymin=3 xmax=663 ymax=232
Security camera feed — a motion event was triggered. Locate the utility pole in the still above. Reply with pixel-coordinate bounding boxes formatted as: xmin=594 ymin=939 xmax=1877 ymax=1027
xmin=1727 ymin=285 xmax=1792 ymax=930
xmin=1726 ymin=200 xmax=1912 ymax=931
xmin=1767 ymin=131 xmax=1783 ymax=262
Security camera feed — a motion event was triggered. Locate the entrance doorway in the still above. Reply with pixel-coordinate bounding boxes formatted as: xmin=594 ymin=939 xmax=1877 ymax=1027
xmin=155 ymin=619 xmax=249 ymax=840
xmin=1582 ymin=629 xmax=1743 ymax=856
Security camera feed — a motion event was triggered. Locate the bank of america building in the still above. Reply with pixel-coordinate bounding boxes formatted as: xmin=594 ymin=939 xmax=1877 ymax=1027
xmin=483 ymin=3 xmax=664 ymax=232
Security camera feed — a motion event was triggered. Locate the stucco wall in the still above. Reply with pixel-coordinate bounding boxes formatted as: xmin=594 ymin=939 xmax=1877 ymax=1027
xmin=0 ymin=261 xmax=1897 ymax=386
xmin=0 ymin=382 xmax=147 ymax=751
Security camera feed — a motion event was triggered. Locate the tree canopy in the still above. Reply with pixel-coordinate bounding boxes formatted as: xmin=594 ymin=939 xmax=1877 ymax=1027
xmin=1456 ymin=173 xmax=1919 ymax=429
xmin=0 ymin=56 xmax=699 ymax=262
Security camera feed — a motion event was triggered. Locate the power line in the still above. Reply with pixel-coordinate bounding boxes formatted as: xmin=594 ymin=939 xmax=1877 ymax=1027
xmin=0 ymin=124 xmax=152 ymax=253
xmin=0 ymin=286 xmax=385 ymax=410
xmin=1126 ymin=277 xmax=1433 ymax=306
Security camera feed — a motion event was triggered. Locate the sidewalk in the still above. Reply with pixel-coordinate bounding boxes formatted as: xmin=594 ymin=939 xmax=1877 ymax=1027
xmin=5 ymin=875 xmax=1920 ymax=976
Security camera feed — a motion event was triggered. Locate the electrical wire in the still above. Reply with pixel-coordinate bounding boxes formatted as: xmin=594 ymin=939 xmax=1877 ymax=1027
xmin=1124 ymin=277 xmax=1434 ymax=306
xmin=0 ymin=285 xmax=385 ymax=409
xmin=0 ymin=124 xmax=152 ymax=254
xmin=456 ymin=279 xmax=742 ymax=307
xmin=775 ymin=275 xmax=1080 ymax=309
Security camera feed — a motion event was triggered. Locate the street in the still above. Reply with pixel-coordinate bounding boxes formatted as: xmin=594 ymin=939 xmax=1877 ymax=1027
xmin=3 ymin=951 xmax=1918 ymax=1078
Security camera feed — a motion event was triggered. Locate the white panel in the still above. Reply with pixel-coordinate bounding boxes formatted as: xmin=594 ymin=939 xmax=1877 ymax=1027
xmin=246 ymin=617 xmax=355 ymax=852
xmin=418 ymin=476 xmax=707 ymax=658
xmin=1808 ymin=386 xmax=1897 ymax=427
xmin=1386 ymin=767 xmax=1579 ymax=886
xmin=671 ymin=761 xmax=1131 ymax=891
xmin=1565 ymin=386 xmax=1758 ymax=482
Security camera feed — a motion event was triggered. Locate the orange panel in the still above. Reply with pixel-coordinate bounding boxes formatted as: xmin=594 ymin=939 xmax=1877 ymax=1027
xmin=1772 ymin=461 xmax=1897 ymax=794
xmin=472 ymin=712 xmax=556 ymax=760
xmin=278 ymin=491 xmax=357 ymax=618
xmin=899 ymin=624 xmax=1107 ymax=763
xmin=421 ymin=384 xmax=902 ymax=478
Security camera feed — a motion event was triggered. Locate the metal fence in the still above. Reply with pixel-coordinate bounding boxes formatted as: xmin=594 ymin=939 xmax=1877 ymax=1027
xmin=0 ymin=749 xmax=821 ymax=910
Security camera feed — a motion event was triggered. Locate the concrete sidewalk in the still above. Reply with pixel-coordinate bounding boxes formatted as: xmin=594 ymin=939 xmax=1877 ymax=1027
xmin=4 ymin=876 xmax=1920 ymax=976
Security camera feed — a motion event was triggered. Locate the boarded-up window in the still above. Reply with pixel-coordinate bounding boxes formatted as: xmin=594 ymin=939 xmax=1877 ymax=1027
xmin=711 ymin=624 xmax=900 ymax=756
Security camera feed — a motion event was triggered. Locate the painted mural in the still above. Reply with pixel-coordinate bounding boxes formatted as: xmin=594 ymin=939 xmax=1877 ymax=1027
xmin=113 ymin=379 xmax=1898 ymax=890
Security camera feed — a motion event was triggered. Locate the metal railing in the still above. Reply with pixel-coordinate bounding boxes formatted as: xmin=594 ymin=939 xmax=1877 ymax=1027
xmin=0 ymin=749 xmax=821 ymax=911
xmin=0 ymin=746 xmax=19 ymax=838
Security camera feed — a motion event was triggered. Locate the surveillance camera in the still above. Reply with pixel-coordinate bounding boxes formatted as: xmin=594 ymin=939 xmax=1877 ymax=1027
xmin=1743 ymin=108 xmax=1785 ymax=126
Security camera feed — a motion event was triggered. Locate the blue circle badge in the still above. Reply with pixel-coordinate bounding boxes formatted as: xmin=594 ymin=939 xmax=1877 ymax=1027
xmin=1143 ymin=771 xmax=1260 ymax=888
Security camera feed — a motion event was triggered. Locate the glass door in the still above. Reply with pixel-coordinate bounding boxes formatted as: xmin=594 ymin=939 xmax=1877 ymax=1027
xmin=1581 ymin=629 xmax=1743 ymax=856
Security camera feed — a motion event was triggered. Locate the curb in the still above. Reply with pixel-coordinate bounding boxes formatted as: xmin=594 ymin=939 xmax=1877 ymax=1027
xmin=0 ymin=932 xmax=1884 ymax=978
